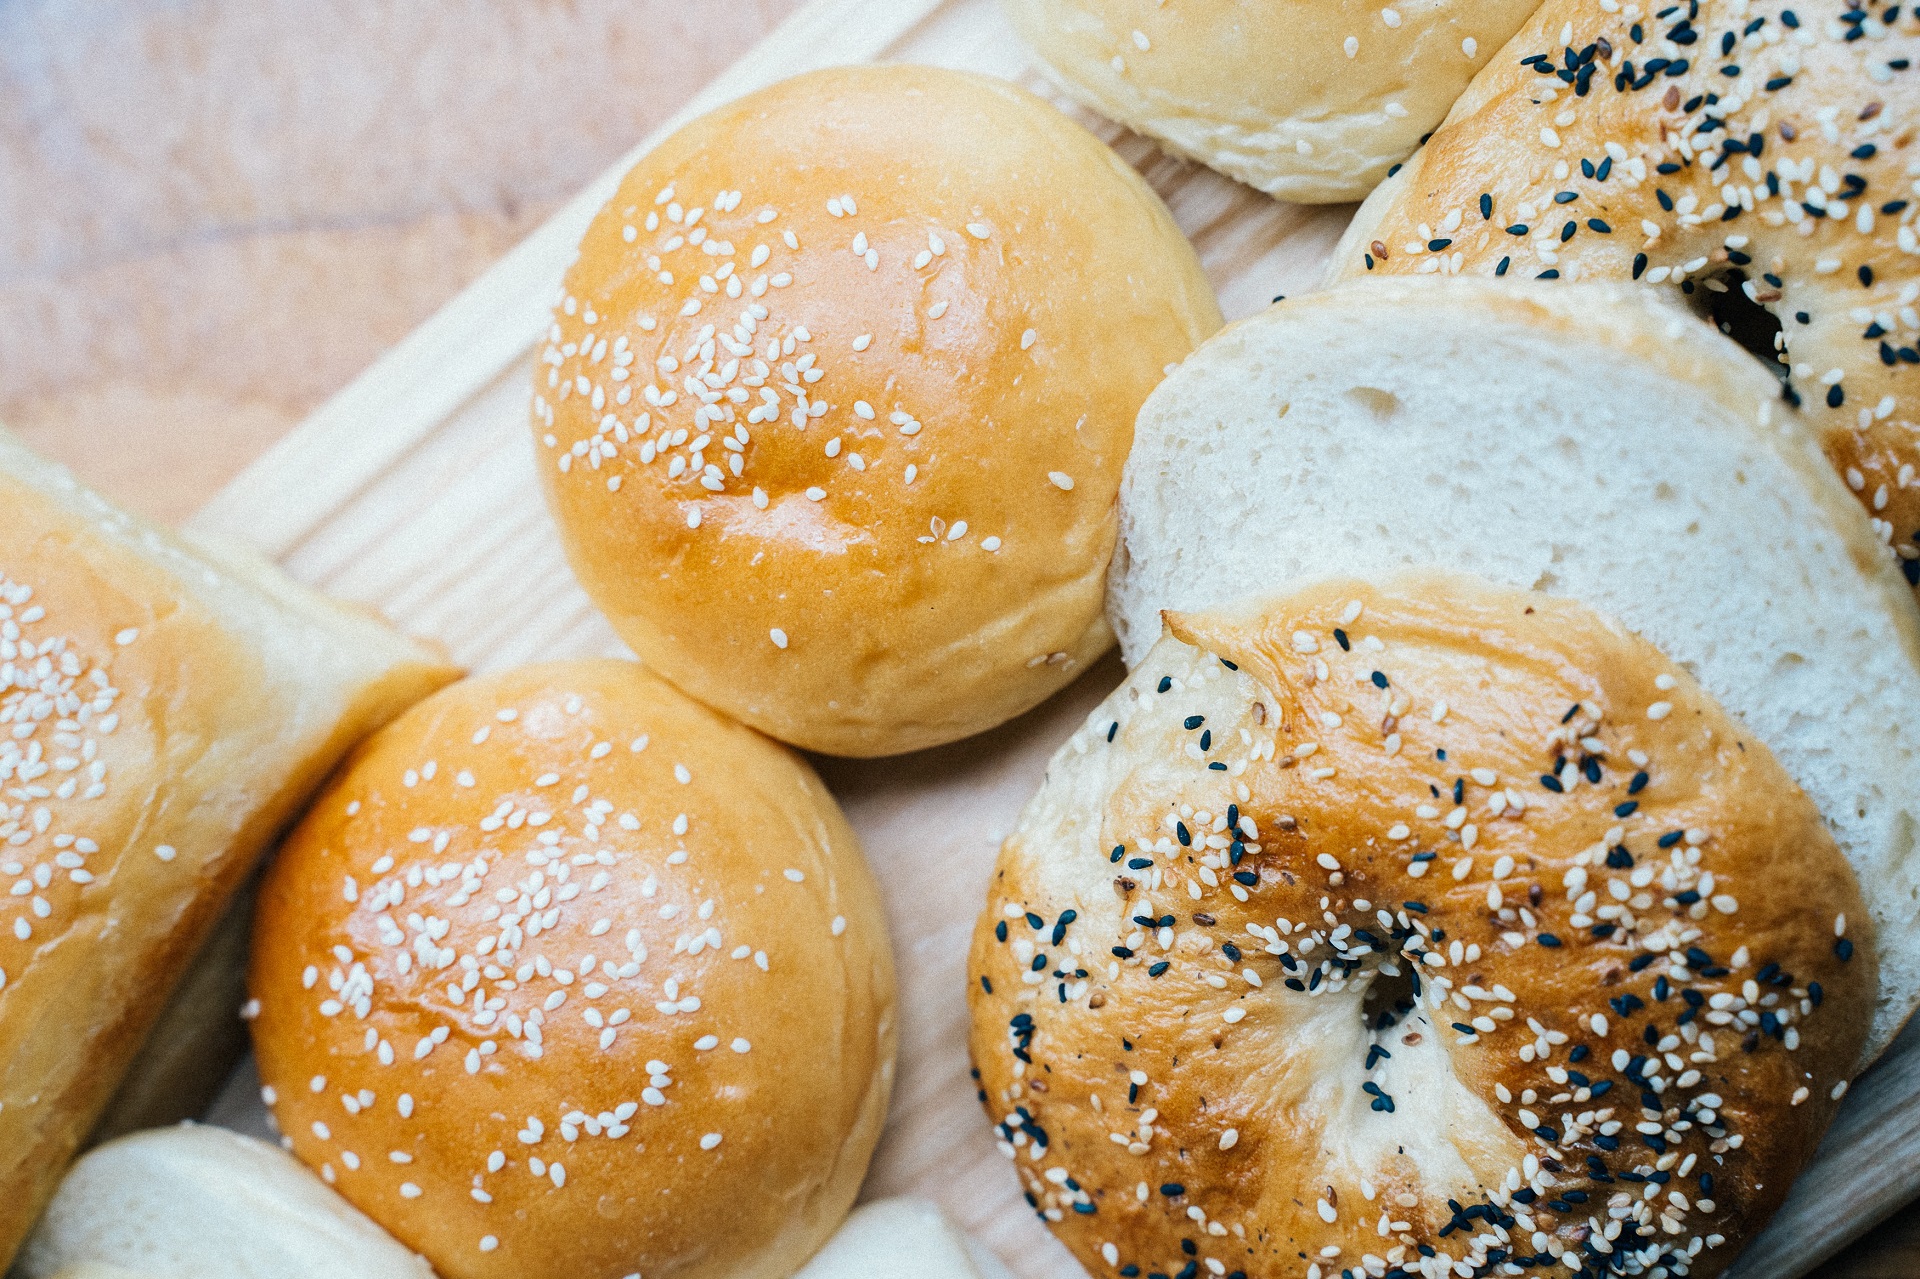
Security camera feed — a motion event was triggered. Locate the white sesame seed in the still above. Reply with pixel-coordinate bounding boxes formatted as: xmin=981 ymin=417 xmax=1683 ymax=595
xmin=769 ymin=628 xmax=788 ymax=649
xmin=1047 ymin=471 xmax=1075 ymax=491
xmin=154 ymin=845 xmax=176 ymax=862
xmin=966 ymin=222 xmax=992 ymax=240
xmin=700 ymin=1132 xmax=723 ymax=1150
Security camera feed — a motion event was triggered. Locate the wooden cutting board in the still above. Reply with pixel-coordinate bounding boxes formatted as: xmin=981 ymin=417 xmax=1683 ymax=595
xmin=186 ymin=0 xmax=1920 ymax=1275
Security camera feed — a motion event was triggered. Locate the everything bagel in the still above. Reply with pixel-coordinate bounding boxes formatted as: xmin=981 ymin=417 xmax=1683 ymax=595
xmin=968 ymin=576 xmax=1873 ymax=1279
xmin=1331 ymin=0 xmax=1920 ymax=580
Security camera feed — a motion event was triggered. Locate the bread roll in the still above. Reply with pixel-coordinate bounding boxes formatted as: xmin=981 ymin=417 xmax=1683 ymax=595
xmin=999 ymin=0 xmax=1541 ymax=202
xmin=792 ymin=1198 xmax=997 ymax=1279
xmin=247 ymin=660 xmax=897 ymax=1279
xmin=970 ymin=576 xmax=1874 ymax=1279
xmin=17 ymin=1124 xmax=432 ymax=1279
xmin=533 ymin=65 xmax=1221 ymax=757
xmin=0 ymin=430 xmax=456 ymax=1266
xmin=1108 ymin=277 xmax=1920 ymax=1055
xmin=1328 ymin=0 xmax=1920 ymax=578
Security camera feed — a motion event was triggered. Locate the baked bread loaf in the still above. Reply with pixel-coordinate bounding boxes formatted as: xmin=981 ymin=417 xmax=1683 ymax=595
xmin=969 ymin=575 xmax=1875 ymax=1279
xmin=1329 ymin=0 xmax=1920 ymax=579
xmin=17 ymin=1124 xmax=432 ymax=1279
xmin=247 ymin=660 xmax=897 ymax=1279
xmin=1000 ymin=0 xmax=1541 ymax=201
xmin=0 ymin=430 xmax=456 ymax=1267
xmin=533 ymin=65 xmax=1221 ymax=757
xmin=1108 ymin=277 xmax=1920 ymax=1056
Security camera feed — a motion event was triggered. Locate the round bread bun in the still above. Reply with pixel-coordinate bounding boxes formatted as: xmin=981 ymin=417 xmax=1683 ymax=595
xmin=1329 ymin=0 xmax=1920 ymax=584
xmin=532 ymin=65 xmax=1222 ymax=758
xmin=248 ymin=660 xmax=897 ymax=1279
xmin=18 ymin=1124 xmax=432 ymax=1279
xmin=1109 ymin=276 xmax=1920 ymax=1057
xmin=999 ymin=0 xmax=1541 ymax=202
xmin=969 ymin=575 xmax=1875 ymax=1279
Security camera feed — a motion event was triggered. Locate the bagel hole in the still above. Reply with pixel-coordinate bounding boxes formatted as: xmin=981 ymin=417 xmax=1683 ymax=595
xmin=1694 ymin=269 xmax=1787 ymax=382
xmin=1361 ymin=959 xmax=1421 ymax=1032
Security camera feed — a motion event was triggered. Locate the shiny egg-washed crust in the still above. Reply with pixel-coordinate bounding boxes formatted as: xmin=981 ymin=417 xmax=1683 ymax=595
xmin=969 ymin=575 xmax=1873 ymax=1279
xmin=250 ymin=661 xmax=897 ymax=1279
xmin=0 ymin=430 xmax=455 ymax=1270
xmin=535 ymin=65 xmax=1222 ymax=758
xmin=1332 ymin=0 xmax=1920 ymax=586
xmin=1001 ymin=0 xmax=1542 ymax=202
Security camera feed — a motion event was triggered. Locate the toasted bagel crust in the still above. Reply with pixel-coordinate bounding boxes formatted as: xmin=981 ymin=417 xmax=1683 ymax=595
xmin=970 ymin=576 xmax=1871 ymax=1279
xmin=1332 ymin=0 xmax=1920 ymax=585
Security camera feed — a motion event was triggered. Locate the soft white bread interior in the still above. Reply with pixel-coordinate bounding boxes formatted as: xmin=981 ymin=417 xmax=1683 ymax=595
xmin=998 ymin=0 xmax=1541 ymax=201
xmin=0 ymin=429 xmax=457 ymax=1264
xmin=793 ymin=1198 xmax=1003 ymax=1279
xmin=16 ymin=1124 xmax=432 ymax=1279
xmin=1108 ymin=277 xmax=1920 ymax=1056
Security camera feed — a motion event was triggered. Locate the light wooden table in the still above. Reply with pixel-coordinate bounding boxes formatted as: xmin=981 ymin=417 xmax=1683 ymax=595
xmin=1 ymin=1 xmax=1915 ymax=1274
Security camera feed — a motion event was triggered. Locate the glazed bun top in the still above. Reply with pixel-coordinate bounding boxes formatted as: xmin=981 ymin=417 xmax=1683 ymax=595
xmin=248 ymin=660 xmax=896 ymax=1279
xmin=970 ymin=575 xmax=1872 ymax=1279
xmin=999 ymin=0 xmax=1542 ymax=201
xmin=534 ymin=64 xmax=1222 ymax=757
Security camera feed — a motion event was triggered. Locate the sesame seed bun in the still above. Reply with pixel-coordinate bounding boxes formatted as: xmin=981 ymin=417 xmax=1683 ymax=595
xmin=533 ymin=65 xmax=1221 ymax=758
xmin=1109 ymin=276 xmax=1920 ymax=1057
xmin=0 ymin=429 xmax=455 ymax=1269
xmin=970 ymin=575 xmax=1874 ymax=1279
xmin=247 ymin=660 xmax=897 ymax=1279
xmin=1329 ymin=0 xmax=1920 ymax=594
xmin=998 ymin=0 xmax=1541 ymax=202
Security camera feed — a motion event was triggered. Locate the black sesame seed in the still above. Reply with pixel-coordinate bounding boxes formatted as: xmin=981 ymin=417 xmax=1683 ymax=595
xmin=1157 ymin=676 xmax=1172 ymax=693
xmin=1148 ymin=961 xmax=1170 ymax=977
xmin=1371 ymin=670 xmax=1389 ymax=688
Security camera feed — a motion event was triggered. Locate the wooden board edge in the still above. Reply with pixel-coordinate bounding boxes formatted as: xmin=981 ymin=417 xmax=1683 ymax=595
xmin=186 ymin=0 xmax=950 ymax=553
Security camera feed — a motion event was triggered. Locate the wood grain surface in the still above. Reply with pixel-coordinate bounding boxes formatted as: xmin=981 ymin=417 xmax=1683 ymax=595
xmin=1 ymin=1 xmax=1915 ymax=1276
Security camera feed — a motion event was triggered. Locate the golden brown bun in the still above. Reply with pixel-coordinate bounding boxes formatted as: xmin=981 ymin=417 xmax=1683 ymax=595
xmin=1001 ymin=0 xmax=1541 ymax=202
xmin=249 ymin=660 xmax=898 ymax=1279
xmin=0 ymin=429 xmax=456 ymax=1268
xmin=969 ymin=574 xmax=1872 ymax=1279
xmin=533 ymin=65 xmax=1222 ymax=757
xmin=1330 ymin=0 xmax=1920 ymax=590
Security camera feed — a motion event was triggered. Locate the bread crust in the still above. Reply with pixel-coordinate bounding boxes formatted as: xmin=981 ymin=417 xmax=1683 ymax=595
xmin=0 ymin=431 xmax=455 ymax=1267
xmin=970 ymin=575 xmax=1872 ymax=1279
xmin=1328 ymin=0 xmax=1920 ymax=590
xmin=1000 ymin=0 xmax=1542 ymax=202
xmin=249 ymin=660 xmax=897 ymax=1279
xmin=534 ymin=65 xmax=1220 ymax=757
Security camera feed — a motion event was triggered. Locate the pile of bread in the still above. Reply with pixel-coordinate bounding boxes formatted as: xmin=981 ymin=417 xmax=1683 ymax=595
xmin=5 ymin=2 xmax=1918 ymax=1278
